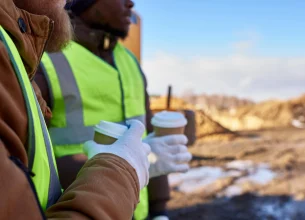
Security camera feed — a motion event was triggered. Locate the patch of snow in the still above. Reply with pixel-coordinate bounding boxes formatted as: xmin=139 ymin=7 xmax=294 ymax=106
xmin=179 ymin=178 xmax=219 ymax=193
xmin=223 ymin=185 xmax=243 ymax=197
xmin=169 ymin=167 xmax=226 ymax=192
xmin=292 ymin=119 xmax=305 ymax=129
xmin=237 ymin=168 xmax=276 ymax=185
xmin=226 ymin=160 xmax=254 ymax=171
xmin=170 ymin=161 xmax=277 ymax=195
xmin=226 ymin=170 xmax=243 ymax=177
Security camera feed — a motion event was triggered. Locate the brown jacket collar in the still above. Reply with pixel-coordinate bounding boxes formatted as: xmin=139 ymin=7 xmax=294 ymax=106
xmin=0 ymin=0 xmax=53 ymax=79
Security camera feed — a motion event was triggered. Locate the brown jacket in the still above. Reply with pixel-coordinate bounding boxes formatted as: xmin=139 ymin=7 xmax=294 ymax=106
xmin=0 ymin=0 xmax=139 ymax=219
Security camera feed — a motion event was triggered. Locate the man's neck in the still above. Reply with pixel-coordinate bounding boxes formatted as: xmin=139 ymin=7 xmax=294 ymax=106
xmin=71 ymin=15 xmax=118 ymax=67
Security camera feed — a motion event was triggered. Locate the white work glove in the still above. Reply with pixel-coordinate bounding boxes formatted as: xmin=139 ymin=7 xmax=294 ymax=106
xmin=152 ymin=216 xmax=169 ymax=220
xmin=84 ymin=120 xmax=151 ymax=189
xmin=144 ymin=133 xmax=192 ymax=178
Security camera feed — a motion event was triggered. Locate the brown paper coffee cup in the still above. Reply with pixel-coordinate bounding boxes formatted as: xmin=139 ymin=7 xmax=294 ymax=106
xmin=94 ymin=132 xmax=118 ymax=145
xmin=154 ymin=126 xmax=185 ymax=137
xmin=94 ymin=121 xmax=128 ymax=145
xmin=152 ymin=111 xmax=187 ymax=137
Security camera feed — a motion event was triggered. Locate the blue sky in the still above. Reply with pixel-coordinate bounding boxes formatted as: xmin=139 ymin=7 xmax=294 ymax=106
xmin=133 ymin=0 xmax=305 ymax=101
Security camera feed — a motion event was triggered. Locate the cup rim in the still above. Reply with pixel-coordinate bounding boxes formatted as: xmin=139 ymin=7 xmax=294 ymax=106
xmin=151 ymin=111 xmax=187 ymax=128
xmin=94 ymin=121 xmax=128 ymax=139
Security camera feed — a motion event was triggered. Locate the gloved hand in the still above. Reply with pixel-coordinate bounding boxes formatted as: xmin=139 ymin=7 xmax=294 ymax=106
xmin=144 ymin=133 xmax=192 ymax=178
xmin=84 ymin=120 xmax=151 ymax=189
xmin=152 ymin=216 xmax=169 ymax=220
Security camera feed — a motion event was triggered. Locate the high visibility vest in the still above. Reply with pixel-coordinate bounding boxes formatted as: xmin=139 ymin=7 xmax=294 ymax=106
xmin=0 ymin=26 xmax=61 ymax=211
xmin=41 ymin=41 xmax=149 ymax=219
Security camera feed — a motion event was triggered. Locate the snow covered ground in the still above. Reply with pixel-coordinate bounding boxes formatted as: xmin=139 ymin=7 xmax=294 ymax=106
xmin=169 ymin=160 xmax=277 ymax=197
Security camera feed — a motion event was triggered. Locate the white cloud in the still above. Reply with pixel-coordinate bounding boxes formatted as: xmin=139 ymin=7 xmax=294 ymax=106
xmin=232 ymin=30 xmax=260 ymax=54
xmin=142 ymin=32 xmax=305 ymax=101
xmin=143 ymin=52 xmax=305 ymax=101
xmin=232 ymin=40 xmax=254 ymax=52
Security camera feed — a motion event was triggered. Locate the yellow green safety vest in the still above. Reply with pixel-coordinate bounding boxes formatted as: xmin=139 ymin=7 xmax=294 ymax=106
xmin=0 ymin=26 xmax=62 ymax=211
xmin=41 ymin=41 xmax=149 ymax=220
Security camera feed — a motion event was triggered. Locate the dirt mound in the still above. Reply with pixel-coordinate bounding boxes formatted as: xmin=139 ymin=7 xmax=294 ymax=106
xmin=196 ymin=110 xmax=237 ymax=140
xmin=150 ymin=96 xmax=195 ymax=111
xmin=150 ymin=96 xmax=237 ymax=141
xmin=211 ymin=94 xmax=305 ymax=131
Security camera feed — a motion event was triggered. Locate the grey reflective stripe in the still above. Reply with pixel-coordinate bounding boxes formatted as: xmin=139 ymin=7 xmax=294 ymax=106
xmin=49 ymin=114 xmax=146 ymax=145
xmin=49 ymin=125 xmax=94 ymax=145
xmin=33 ymin=90 xmax=62 ymax=208
xmin=47 ymin=52 xmax=92 ymax=145
xmin=48 ymin=53 xmax=85 ymax=128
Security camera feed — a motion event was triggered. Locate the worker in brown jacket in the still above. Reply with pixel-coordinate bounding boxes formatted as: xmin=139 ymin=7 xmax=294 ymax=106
xmin=0 ymin=0 xmax=152 ymax=219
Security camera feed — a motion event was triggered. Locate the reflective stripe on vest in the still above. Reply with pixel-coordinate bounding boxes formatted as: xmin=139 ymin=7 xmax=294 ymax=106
xmin=41 ymin=41 xmax=148 ymax=219
xmin=0 ymin=26 xmax=62 ymax=210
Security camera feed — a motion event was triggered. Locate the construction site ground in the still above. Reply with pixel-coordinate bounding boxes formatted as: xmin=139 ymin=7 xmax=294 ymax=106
xmin=168 ymin=127 xmax=305 ymax=220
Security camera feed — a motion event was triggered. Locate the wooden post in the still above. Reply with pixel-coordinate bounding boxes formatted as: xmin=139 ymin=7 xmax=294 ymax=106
xmin=167 ymin=85 xmax=172 ymax=110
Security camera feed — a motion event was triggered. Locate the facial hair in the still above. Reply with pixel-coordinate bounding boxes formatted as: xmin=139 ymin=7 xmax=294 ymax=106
xmin=91 ymin=22 xmax=129 ymax=40
xmin=14 ymin=0 xmax=73 ymax=52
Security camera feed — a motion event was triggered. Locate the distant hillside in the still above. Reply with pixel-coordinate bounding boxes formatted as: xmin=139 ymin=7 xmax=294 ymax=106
xmin=150 ymin=93 xmax=305 ymax=134
xmin=182 ymin=93 xmax=255 ymax=111
xmin=211 ymin=94 xmax=305 ymax=131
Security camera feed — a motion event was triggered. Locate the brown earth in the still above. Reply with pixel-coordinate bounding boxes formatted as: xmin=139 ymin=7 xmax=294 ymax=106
xmin=168 ymin=127 xmax=305 ymax=220
xmin=151 ymin=95 xmax=305 ymax=219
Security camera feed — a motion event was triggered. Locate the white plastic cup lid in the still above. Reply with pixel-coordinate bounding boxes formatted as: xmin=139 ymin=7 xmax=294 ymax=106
xmin=151 ymin=111 xmax=187 ymax=128
xmin=94 ymin=121 xmax=128 ymax=139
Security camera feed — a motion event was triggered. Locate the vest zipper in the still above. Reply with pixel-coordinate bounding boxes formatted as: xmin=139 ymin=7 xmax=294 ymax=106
xmin=10 ymin=156 xmax=46 ymax=220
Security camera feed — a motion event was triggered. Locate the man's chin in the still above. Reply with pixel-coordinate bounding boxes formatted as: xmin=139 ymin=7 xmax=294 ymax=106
xmin=113 ymin=28 xmax=129 ymax=39
xmin=93 ymin=23 xmax=128 ymax=39
xmin=105 ymin=27 xmax=128 ymax=39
